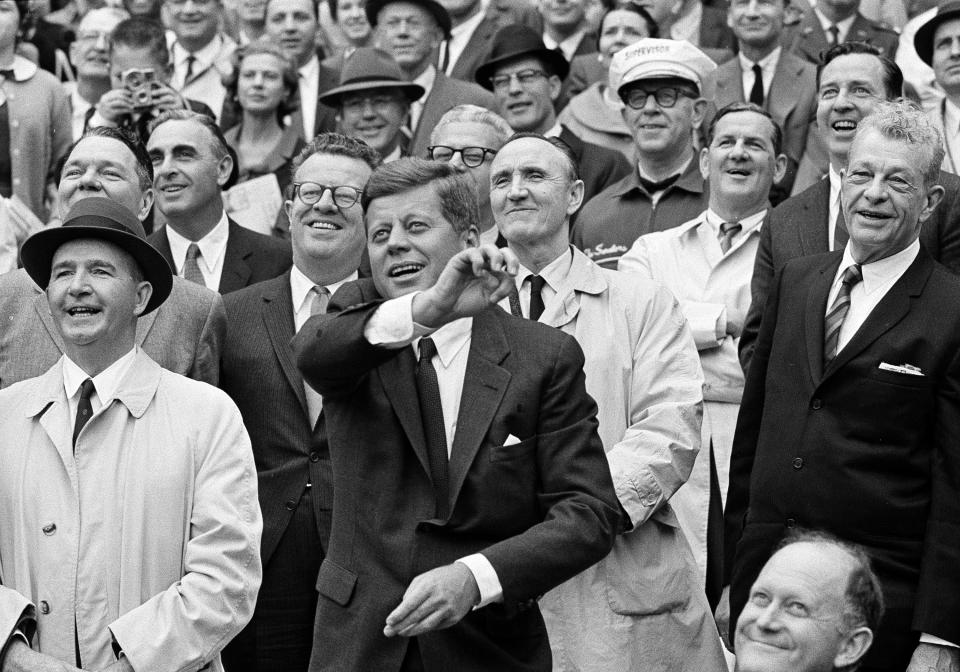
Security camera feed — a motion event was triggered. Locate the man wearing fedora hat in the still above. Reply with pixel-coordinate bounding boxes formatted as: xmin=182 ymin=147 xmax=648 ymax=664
xmin=475 ymin=24 xmax=631 ymax=214
xmin=366 ymin=0 xmax=495 ymax=158
xmin=916 ymin=1 xmax=960 ymax=174
xmin=319 ymin=47 xmax=424 ymax=163
xmin=0 ymin=197 xmax=262 ymax=672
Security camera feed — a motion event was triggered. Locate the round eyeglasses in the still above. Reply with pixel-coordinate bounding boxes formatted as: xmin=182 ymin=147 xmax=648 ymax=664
xmin=623 ymin=86 xmax=696 ymax=110
xmin=427 ymin=145 xmax=498 ymax=168
xmin=294 ymin=182 xmax=364 ymax=208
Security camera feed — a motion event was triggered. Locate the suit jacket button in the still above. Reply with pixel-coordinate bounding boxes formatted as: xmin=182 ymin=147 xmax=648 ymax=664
xmin=309 ymin=451 xmax=320 ymax=462
xmin=284 ymin=499 xmax=297 ymax=511
xmin=786 ymin=518 xmax=797 ymax=528
xmin=811 ymin=399 xmax=822 ymax=410
xmin=792 ymin=457 xmax=804 ymax=470
xmin=39 ymin=601 xmax=50 ymax=614
xmin=42 ymin=522 xmax=56 ymax=535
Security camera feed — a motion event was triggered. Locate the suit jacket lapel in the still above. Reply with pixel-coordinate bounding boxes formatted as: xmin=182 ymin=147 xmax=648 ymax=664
xmin=823 ymin=250 xmax=933 ymax=380
xmin=261 ymin=273 xmax=308 ymax=416
xmin=152 ymin=227 xmax=176 ymax=272
xmin=800 ymin=179 xmax=831 ymax=255
xmin=768 ymin=53 xmax=801 ymax=123
xmin=379 ymin=346 xmax=432 ymax=479
xmin=447 ymin=309 xmax=511 ymax=511
xmin=220 ymin=221 xmax=253 ymax=293
xmin=804 ymin=253 xmax=841 ymax=383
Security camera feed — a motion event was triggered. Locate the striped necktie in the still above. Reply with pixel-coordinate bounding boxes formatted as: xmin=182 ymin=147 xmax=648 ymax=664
xmin=823 ymin=264 xmax=862 ymax=364
xmin=719 ymin=222 xmax=742 ymax=254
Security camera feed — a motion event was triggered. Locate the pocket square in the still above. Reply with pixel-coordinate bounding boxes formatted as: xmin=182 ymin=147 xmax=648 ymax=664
xmin=504 ymin=434 xmax=522 ymax=446
xmin=878 ymin=362 xmax=924 ymax=376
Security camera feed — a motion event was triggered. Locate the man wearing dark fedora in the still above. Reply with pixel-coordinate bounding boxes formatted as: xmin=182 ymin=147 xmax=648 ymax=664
xmin=916 ymin=1 xmax=960 ymax=175
xmin=365 ymin=0 xmax=496 ymax=158
xmin=475 ymin=25 xmax=630 ymax=211
xmin=0 ymin=197 xmax=262 ymax=672
xmin=319 ymin=47 xmax=424 ymax=163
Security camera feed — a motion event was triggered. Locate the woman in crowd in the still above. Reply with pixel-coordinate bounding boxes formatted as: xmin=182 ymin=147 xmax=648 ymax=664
xmin=222 ymin=39 xmax=304 ymax=235
xmin=323 ymin=0 xmax=372 ymax=73
xmin=0 ymin=0 xmax=71 ymax=223
xmin=558 ymin=2 xmax=656 ymax=160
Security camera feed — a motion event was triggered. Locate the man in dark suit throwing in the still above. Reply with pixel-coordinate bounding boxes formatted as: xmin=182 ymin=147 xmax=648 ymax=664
xmin=725 ymin=101 xmax=960 ymax=672
xmin=146 ymin=110 xmax=292 ymax=294
xmin=219 ymin=134 xmax=377 ymax=671
xmin=293 ymin=158 xmax=622 ymax=671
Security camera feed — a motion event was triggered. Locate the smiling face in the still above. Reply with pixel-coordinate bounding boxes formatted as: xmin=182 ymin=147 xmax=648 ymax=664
xmin=265 ymin=0 xmax=318 ymax=66
xmin=842 ymin=127 xmax=944 ymax=264
xmin=374 ymin=2 xmax=442 ymax=76
xmin=286 ymin=152 xmax=371 ymax=273
xmin=735 ymin=542 xmax=857 ymax=672
xmin=598 ymin=9 xmax=651 ymax=60
xmin=701 ymin=110 xmax=786 ymax=218
xmin=489 ymin=137 xmax=583 ymax=253
xmin=366 ymin=182 xmax=477 ymax=298
xmin=728 ymin=0 xmax=785 ymax=51
xmin=58 ymin=136 xmax=154 ymax=222
xmin=0 ymin=0 xmax=18 ymax=50
xmin=815 ymin=53 xmax=888 ymax=167
xmin=237 ymin=52 xmax=289 ymax=115
xmin=336 ymin=0 xmax=371 ymax=45
xmin=238 ymin=0 xmax=268 ymax=23
xmin=147 ymin=119 xmax=233 ymax=225
xmin=620 ymin=77 xmax=705 ymax=162
xmin=71 ymin=9 xmax=124 ymax=79
xmin=339 ymin=87 xmax=409 ymax=155
xmin=47 ymin=238 xmax=152 ymax=364
xmin=932 ymin=17 xmax=960 ymax=96
xmin=539 ymin=0 xmax=587 ymax=32
xmin=164 ymin=0 xmax=220 ymax=48
xmin=492 ymin=56 xmax=560 ymax=134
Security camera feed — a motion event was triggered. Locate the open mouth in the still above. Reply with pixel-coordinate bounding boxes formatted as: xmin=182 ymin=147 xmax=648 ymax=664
xmin=856 ymin=209 xmax=890 ymax=220
xmin=388 ymin=262 xmax=424 ymax=278
xmin=307 ymin=220 xmax=342 ymax=230
xmin=160 ymin=184 xmax=187 ymax=194
xmin=67 ymin=306 xmax=100 ymax=317
xmin=831 ymin=119 xmax=858 ymax=132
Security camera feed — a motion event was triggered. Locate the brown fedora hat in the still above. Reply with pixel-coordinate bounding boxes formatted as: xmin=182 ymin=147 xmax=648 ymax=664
xmin=365 ymin=0 xmax=452 ymax=38
xmin=474 ymin=25 xmax=570 ymax=91
xmin=20 ymin=197 xmax=173 ymax=314
xmin=915 ymin=0 xmax=960 ymax=66
xmin=318 ymin=47 xmax=426 ymax=107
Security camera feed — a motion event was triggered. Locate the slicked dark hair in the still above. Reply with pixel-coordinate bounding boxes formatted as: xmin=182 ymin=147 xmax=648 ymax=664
xmin=58 ymin=126 xmax=154 ymax=193
xmin=362 ymin=158 xmax=479 ymax=235
xmin=708 ymin=102 xmax=783 ymax=156
xmin=595 ymin=2 xmax=658 ymax=50
xmin=149 ymin=109 xmax=232 ymax=161
xmin=110 ymin=17 xmax=171 ymax=67
xmin=499 ymin=132 xmax=580 ymax=182
xmin=816 ymin=42 xmax=903 ymax=101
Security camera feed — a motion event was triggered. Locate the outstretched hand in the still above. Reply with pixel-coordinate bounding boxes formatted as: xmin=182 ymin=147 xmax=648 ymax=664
xmin=412 ymin=245 xmax=519 ymax=328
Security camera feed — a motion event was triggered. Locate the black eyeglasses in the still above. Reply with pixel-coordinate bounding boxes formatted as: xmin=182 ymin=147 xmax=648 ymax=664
xmin=490 ymin=69 xmax=548 ymax=91
xmin=294 ymin=182 xmax=363 ymax=208
xmin=623 ymin=86 xmax=696 ymax=109
xmin=428 ymin=145 xmax=498 ymax=168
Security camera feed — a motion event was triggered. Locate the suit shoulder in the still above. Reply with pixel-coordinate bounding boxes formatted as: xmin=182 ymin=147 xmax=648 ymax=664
xmin=230 ymin=222 xmax=291 ymax=252
xmin=168 ymin=275 xmax=220 ymax=306
xmin=157 ymin=367 xmax=236 ymax=408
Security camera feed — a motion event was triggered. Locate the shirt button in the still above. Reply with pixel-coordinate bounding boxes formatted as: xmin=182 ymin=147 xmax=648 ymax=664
xmin=39 ymin=601 xmax=50 ymax=614
xmin=42 ymin=522 xmax=56 ymax=535
xmin=284 ymin=499 xmax=296 ymax=511
xmin=792 ymin=457 xmax=804 ymax=470
xmin=786 ymin=518 xmax=797 ymax=528
xmin=309 ymin=451 xmax=320 ymax=463
xmin=11 ymin=119 xmax=18 ymax=128
xmin=811 ymin=399 xmax=822 ymax=410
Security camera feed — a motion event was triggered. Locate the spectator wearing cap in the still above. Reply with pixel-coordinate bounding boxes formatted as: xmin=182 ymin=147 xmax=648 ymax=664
xmin=916 ymin=1 xmax=960 ymax=174
xmin=319 ymin=47 xmax=425 ymax=163
xmin=476 ymin=25 xmax=631 ymax=215
xmin=572 ymin=38 xmax=716 ymax=269
xmin=0 ymin=196 xmax=261 ymax=672
xmin=365 ymin=0 xmax=495 ymax=158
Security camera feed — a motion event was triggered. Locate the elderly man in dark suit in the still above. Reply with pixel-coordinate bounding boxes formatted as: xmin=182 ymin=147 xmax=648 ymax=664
xmin=441 ymin=0 xmax=541 ymax=82
xmin=784 ymin=0 xmax=898 ymax=63
xmin=219 ymin=134 xmax=377 ymax=672
xmin=0 ymin=127 xmax=225 ymax=389
xmin=476 ymin=25 xmax=631 ymax=219
xmin=293 ymin=158 xmax=622 ymax=672
xmin=146 ymin=110 xmax=292 ymax=294
xmin=725 ymin=100 xmax=960 ymax=672
xmin=739 ymin=43 xmax=960 ymax=371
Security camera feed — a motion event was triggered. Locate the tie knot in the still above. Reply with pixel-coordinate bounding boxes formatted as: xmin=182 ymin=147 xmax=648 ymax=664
xmin=419 ymin=337 xmax=437 ymax=362
xmin=720 ymin=221 xmax=742 ymax=235
xmin=186 ymin=243 xmax=201 ymax=261
xmin=529 ymin=275 xmax=547 ymax=294
xmin=752 ymin=63 xmax=762 ymax=75
xmin=841 ymin=264 xmax=863 ymax=285
xmin=79 ymin=378 xmax=96 ymax=401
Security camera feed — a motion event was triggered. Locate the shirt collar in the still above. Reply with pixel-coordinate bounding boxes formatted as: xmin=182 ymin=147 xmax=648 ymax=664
xmin=450 ymin=4 xmax=486 ymax=39
xmin=416 ymin=317 xmax=473 ymax=368
xmin=703 ymin=207 xmax=766 ymax=235
xmin=290 ymin=264 xmax=358 ymax=315
xmin=813 ymin=8 xmax=857 ymax=35
xmin=838 ymin=238 xmax=920 ymax=296
xmin=737 ymin=46 xmax=781 ymax=75
xmin=62 ymin=346 xmax=139 ymax=405
xmin=1 ymin=55 xmax=38 ymax=82
xmin=543 ymin=121 xmax=563 ymax=138
xmin=413 ymin=64 xmax=437 ymax=101
xmin=165 ymin=211 xmax=230 ymax=273
xmin=828 ymin=163 xmax=842 ymax=204
xmin=172 ymin=32 xmax=223 ymax=66
xmin=382 ymin=145 xmax=403 ymax=163
xmin=945 ymin=97 xmax=960 ymax=132
xmin=515 ymin=246 xmax=574 ymax=292
xmin=542 ymin=29 xmax=586 ymax=62
xmin=299 ymin=53 xmax=320 ymax=80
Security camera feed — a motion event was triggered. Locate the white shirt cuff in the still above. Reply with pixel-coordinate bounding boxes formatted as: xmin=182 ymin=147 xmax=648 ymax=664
xmin=456 ymin=554 xmax=503 ymax=608
xmin=363 ymin=292 xmax=433 ymax=346
xmin=679 ymin=300 xmax=726 ymax=350
xmin=920 ymin=633 xmax=959 ymax=648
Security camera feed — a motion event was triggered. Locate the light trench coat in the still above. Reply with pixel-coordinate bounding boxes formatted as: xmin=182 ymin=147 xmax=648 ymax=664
xmin=0 ymin=351 xmax=262 ymax=671
xmin=510 ymin=248 xmax=728 ymax=672
xmin=619 ymin=212 xmax=761 ymax=582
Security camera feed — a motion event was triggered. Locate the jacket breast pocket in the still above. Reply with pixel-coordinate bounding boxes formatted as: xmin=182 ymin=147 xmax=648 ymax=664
xmin=488 ymin=436 xmax=537 ymax=462
xmin=316 ymin=559 xmax=357 ymax=606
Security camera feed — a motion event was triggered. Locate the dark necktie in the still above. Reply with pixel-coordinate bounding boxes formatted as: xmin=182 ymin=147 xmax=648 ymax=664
xmin=833 ymin=207 xmax=849 ymax=250
xmin=416 ymin=338 xmax=450 ymax=519
xmin=528 ymin=275 xmax=546 ymax=321
xmin=73 ymin=378 xmax=96 ymax=449
xmin=719 ymin=222 xmax=743 ymax=254
xmin=749 ymin=63 xmax=764 ymax=106
xmin=183 ymin=243 xmax=205 ymax=285
xmin=0 ymin=69 xmax=14 ymax=79
xmin=828 ymin=24 xmax=840 ymax=46
xmin=823 ymin=264 xmax=863 ymax=364
xmin=639 ymin=173 xmax=681 ymax=195
xmin=185 ymin=54 xmax=196 ymax=83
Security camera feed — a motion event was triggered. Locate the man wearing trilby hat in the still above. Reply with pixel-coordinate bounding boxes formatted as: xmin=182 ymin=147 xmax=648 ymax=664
xmin=0 ymin=198 xmax=262 ymax=672
xmin=915 ymin=0 xmax=960 ymax=174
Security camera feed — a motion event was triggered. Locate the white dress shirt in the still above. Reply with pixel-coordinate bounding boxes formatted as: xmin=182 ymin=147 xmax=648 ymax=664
xmin=738 ymin=46 xmax=781 ymax=101
xmin=543 ymin=29 xmax=587 ymax=62
xmin=411 ymin=64 xmax=437 ymax=132
xmin=941 ymin=98 xmax=960 ymax=174
xmin=62 ymin=347 xmax=138 ymax=430
xmin=514 ymin=247 xmax=573 ymax=318
xmin=171 ymin=34 xmax=224 ymax=89
xmin=291 ymin=265 xmax=358 ymax=425
xmin=828 ymin=163 xmax=842 ymax=251
xmin=166 ymin=212 xmax=230 ymax=291
xmin=298 ymin=54 xmax=320 ymax=140
xmin=813 ymin=8 xmax=857 ymax=44
xmin=363 ymin=291 xmax=502 ymax=607
xmin=65 ymin=82 xmax=95 ymax=142
xmin=445 ymin=2 xmax=488 ymax=74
